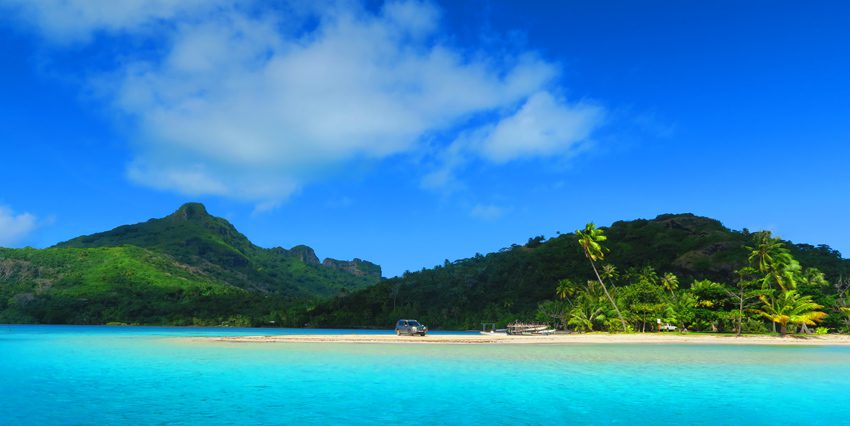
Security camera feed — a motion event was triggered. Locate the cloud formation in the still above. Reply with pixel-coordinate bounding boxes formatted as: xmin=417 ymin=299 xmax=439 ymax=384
xmin=4 ymin=0 xmax=605 ymax=207
xmin=0 ymin=205 xmax=37 ymax=247
xmin=0 ymin=0 xmax=226 ymax=42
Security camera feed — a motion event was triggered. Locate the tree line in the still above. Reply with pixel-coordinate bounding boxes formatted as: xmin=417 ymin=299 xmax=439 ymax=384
xmin=536 ymin=223 xmax=847 ymax=335
xmin=307 ymin=215 xmax=850 ymax=332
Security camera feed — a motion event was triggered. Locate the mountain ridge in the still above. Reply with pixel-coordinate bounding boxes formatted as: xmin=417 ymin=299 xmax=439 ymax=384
xmin=55 ymin=202 xmax=382 ymax=296
xmin=0 ymin=203 xmax=382 ymax=325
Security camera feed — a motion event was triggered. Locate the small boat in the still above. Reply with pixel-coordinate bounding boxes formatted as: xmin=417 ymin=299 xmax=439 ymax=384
xmin=506 ymin=322 xmax=556 ymax=336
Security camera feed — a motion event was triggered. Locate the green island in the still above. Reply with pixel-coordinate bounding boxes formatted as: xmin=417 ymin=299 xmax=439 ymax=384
xmin=2 ymin=203 xmax=848 ymax=336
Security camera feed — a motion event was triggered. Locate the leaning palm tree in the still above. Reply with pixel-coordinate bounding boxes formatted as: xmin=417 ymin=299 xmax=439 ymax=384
xmin=576 ymin=223 xmax=627 ymax=332
xmin=754 ymin=290 xmax=827 ymax=336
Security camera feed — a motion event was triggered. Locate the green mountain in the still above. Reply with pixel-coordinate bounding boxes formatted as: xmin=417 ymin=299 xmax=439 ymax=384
xmin=55 ymin=203 xmax=381 ymax=297
xmin=306 ymin=213 xmax=850 ymax=329
xmin=0 ymin=245 xmax=248 ymax=324
xmin=0 ymin=203 xmax=381 ymax=325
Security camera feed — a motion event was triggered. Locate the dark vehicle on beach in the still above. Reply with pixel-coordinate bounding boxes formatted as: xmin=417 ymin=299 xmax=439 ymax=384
xmin=395 ymin=319 xmax=428 ymax=336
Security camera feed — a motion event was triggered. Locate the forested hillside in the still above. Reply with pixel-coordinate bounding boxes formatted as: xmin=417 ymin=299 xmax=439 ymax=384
xmin=306 ymin=214 xmax=850 ymax=331
xmin=3 ymin=209 xmax=847 ymax=331
xmin=0 ymin=203 xmax=381 ymax=325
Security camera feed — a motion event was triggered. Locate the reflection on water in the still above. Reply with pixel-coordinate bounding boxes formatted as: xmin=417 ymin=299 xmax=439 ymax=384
xmin=1 ymin=325 xmax=849 ymax=425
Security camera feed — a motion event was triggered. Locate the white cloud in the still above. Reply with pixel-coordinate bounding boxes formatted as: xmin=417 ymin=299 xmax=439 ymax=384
xmin=422 ymin=93 xmax=602 ymax=191
xmin=6 ymin=0 xmax=606 ymax=207
xmin=382 ymin=0 xmax=440 ymax=38
xmin=470 ymin=203 xmax=506 ymax=221
xmin=0 ymin=0 xmax=229 ymax=42
xmin=477 ymin=91 xmax=603 ymax=163
xmin=0 ymin=205 xmax=38 ymax=247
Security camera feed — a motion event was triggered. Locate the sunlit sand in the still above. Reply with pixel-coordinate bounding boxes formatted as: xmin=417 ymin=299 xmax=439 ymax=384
xmin=202 ymin=333 xmax=850 ymax=346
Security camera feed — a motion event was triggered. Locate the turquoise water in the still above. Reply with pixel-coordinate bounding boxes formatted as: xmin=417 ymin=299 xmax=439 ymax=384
xmin=2 ymin=326 xmax=850 ymax=425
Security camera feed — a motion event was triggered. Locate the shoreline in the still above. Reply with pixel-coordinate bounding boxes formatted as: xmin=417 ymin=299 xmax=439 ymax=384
xmin=197 ymin=333 xmax=850 ymax=346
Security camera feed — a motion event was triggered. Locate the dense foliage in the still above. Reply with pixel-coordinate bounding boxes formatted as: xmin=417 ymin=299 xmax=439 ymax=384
xmin=0 ymin=203 xmax=380 ymax=325
xmin=56 ymin=203 xmax=380 ymax=297
xmin=307 ymin=214 xmax=850 ymax=332
xmin=0 ymin=246 xmax=296 ymax=325
xmin=3 ymin=209 xmax=848 ymax=331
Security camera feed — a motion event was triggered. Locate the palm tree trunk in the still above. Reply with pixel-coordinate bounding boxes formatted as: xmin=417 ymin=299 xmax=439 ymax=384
xmin=590 ymin=260 xmax=628 ymax=332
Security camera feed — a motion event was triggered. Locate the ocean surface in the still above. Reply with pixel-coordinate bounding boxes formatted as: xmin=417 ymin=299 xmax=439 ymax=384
xmin=2 ymin=325 xmax=849 ymax=425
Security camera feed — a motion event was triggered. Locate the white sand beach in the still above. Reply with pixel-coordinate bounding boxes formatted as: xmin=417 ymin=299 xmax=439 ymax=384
xmin=203 ymin=333 xmax=850 ymax=346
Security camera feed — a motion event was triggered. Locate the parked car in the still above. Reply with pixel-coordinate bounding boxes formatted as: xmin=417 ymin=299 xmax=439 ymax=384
xmin=395 ymin=319 xmax=428 ymax=336
xmin=660 ymin=323 xmax=677 ymax=332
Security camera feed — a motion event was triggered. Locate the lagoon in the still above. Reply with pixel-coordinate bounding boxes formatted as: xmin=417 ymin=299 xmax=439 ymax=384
xmin=2 ymin=325 xmax=849 ymax=425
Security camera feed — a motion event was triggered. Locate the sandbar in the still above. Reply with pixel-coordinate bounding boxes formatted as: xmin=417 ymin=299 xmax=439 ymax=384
xmin=199 ymin=333 xmax=850 ymax=346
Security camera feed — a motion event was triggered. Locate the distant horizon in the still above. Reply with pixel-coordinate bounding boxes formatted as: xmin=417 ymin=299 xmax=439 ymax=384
xmin=2 ymin=0 xmax=849 ymax=277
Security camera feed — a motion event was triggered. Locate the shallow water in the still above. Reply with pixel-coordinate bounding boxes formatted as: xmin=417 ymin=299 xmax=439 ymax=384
xmin=2 ymin=325 xmax=849 ymax=425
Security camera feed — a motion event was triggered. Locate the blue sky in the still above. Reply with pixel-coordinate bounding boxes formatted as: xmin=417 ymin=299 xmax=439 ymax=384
xmin=1 ymin=0 xmax=848 ymax=277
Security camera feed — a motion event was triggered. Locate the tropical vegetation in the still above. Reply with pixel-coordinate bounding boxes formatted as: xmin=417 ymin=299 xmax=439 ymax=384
xmin=1 ymin=207 xmax=848 ymax=335
xmin=0 ymin=203 xmax=380 ymax=325
xmin=307 ymin=215 xmax=848 ymax=336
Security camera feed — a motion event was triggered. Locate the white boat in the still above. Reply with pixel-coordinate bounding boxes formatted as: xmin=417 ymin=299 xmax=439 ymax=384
xmin=506 ymin=322 xmax=556 ymax=335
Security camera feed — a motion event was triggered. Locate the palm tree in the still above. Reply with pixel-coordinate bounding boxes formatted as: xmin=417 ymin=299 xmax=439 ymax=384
xmin=798 ymin=267 xmax=828 ymax=294
xmin=664 ymin=291 xmax=696 ymax=332
xmin=754 ymin=290 xmax=827 ymax=336
xmin=600 ymin=264 xmax=619 ymax=283
xmin=576 ymin=223 xmax=627 ymax=332
xmin=660 ymin=272 xmax=679 ymax=298
xmin=568 ymin=302 xmax=605 ymax=333
xmin=746 ymin=231 xmax=797 ymax=291
xmin=556 ymin=279 xmax=577 ymax=306
xmin=747 ymin=231 xmax=785 ymax=272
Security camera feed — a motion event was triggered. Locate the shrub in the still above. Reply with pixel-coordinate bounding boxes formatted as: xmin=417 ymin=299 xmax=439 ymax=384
xmin=741 ymin=318 xmax=769 ymax=334
xmin=606 ymin=318 xmax=633 ymax=333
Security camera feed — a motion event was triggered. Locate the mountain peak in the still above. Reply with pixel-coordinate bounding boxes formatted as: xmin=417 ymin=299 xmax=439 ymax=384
xmin=171 ymin=202 xmax=210 ymax=220
xmin=52 ymin=202 xmax=382 ymax=297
